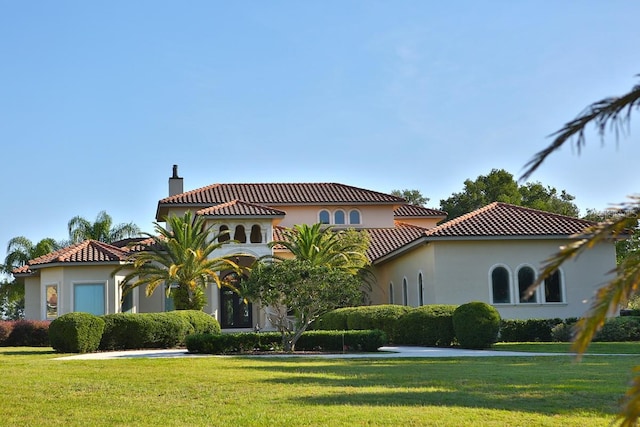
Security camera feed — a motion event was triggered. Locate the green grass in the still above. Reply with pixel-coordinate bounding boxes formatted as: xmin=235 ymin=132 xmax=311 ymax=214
xmin=494 ymin=341 xmax=640 ymax=354
xmin=0 ymin=346 xmax=637 ymax=426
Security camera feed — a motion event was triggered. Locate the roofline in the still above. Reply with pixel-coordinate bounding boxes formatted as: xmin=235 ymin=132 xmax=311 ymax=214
xmin=372 ymin=236 xmax=429 ymax=265
xmin=25 ymin=260 xmax=129 ymax=271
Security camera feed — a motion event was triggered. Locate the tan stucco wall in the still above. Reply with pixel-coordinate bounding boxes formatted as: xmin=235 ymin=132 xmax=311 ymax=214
xmin=23 ymin=277 xmax=41 ymax=320
xmin=371 ymin=238 xmax=616 ymax=320
xmin=270 ymin=204 xmax=396 ymax=229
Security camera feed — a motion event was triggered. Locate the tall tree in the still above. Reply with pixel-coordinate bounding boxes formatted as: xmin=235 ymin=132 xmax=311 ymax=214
xmin=2 ymin=236 xmax=61 ymax=274
xmin=68 ymin=210 xmax=140 ymax=244
xmin=522 ymin=76 xmax=640 ymax=426
xmin=242 ymin=223 xmax=370 ymax=351
xmin=440 ymin=168 xmax=579 ymax=219
xmin=391 ymin=189 xmax=430 ymax=206
xmin=115 ymin=211 xmax=243 ymax=310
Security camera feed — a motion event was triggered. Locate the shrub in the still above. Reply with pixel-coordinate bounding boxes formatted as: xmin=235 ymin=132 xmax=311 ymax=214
xmin=186 ymin=330 xmax=388 ymax=354
xmin=0 ymin=321 xmax=14 ymax=345
xmin=551 ymin=322 xmax=575 ymax=342
xmin=100 ymin=313 xmax=191 ymax=350
xmin=5 ymin=320 xmax=50 ymax=347
xmin=499 ymin=318 xmax=564 ymax=342
xmin=49 ymin=313 xmax=104 ymax=353
xmin=167 ymin=310 xmax=221 ymax=335
xmin=313 ymin=307 xmax=359 ymax=330
xmin=395 ymin=305 xmax=457 ymax=346
xmin=346 ymin=305 xmax=411 ymax=343
xmin=453 ymin=302 xmax=501 ymax=349
xmin=594 ymin=316 xmax=640 ymax=342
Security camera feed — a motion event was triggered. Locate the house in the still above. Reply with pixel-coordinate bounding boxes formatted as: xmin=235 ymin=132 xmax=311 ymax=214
xmin=14 ymin=166 xmax=616 ymax=328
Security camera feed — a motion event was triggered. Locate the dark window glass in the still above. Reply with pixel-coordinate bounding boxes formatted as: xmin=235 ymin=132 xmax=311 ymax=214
xmin=250 ymin=225 xmax=262 ymax=243
xmin=418 ymin=273 xmax=424 ymax=306
xmin=234 ymin=225 xmax=246 ymax=243
xmin=492 ymin=267 xmax=510 ymax=304
xmin=545 ymin=271 xmax=563 ymax=302
xmin=518 ymin=267 xmax=536 ymax=303
xmin=220 ymin=273 xmax=252 ymax=328
xmin=219 ymin=225 xmax=230 ymax=242
xmin=334 ymin=210 xmax=345 ymax=224
xmin=319 ymin=210 xmax=330 ymax=224
xmin=349 ymin=210 xmax=360 ymax=224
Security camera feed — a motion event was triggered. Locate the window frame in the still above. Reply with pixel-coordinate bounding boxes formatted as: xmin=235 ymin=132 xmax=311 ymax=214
xmin=402 ymin=277 xmax=408 ymax=306
xmin=388 ymin=282 xmax=395 ymax=304
xmin=349 ymin=209 xmax=361 ymax=225
xmin=516 ymin=264 xmax=538 ymax=304
xmin=418 ymin=272 xmax=424 ymax=306
xmin=319 ymin=210 xmax=330 ymax=224
xmin=543 ymin=269 xmax=565 ymax=303
xmin=73 ymin=281 xmax=107 ymax=316
xmin=45 ymin=283 xmax=59 ymax=319
xmin=334 ymin=209 xmax=346 ymax=225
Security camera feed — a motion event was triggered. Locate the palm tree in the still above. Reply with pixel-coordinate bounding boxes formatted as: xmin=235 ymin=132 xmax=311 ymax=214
xmin=270 ymin=223 xmax=369 ymax=273
xmin=2 ymin=236 xmax=61 ymax=274
xmin=115 ymin=211 xmax=243 ymax=310
xmin=68 ymin=210 xmax=140 ymax=244
xmin=521 ymin=76 xmax=640 ymax=426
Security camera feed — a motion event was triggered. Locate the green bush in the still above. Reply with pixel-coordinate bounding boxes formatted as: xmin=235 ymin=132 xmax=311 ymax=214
xmin=186 ymin=330 xmax=388 ymax=354
xmin=167 ymin=310 xmax=221 ymax=335
xmin=313 ymin=307 xmax=359 ymax=330
xmin=453 ymin=302 xmax=501 ymax=349
xmin=5 ymin=320 xmax=51 ymax=347
xmin=346 ymin=305 xmax=411 ymax=343
xmin=594 ymin=316 xmax=640 ymax=342
xmin=551 ymin=322 xmax=575 ymax=342
xmin=499 ymin=318 xmax=564 ymax=342
xmin=395 ymin=305 xmax=457 ymax=346
xmin=99 ymin=313 xmax=191 ymax=350
xmin=49 ymin=313 xmax=104 ymax=353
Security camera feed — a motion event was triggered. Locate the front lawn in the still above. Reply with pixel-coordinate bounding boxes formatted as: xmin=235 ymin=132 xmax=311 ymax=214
xmin=0 ymin=346 xmax=636 ymax=426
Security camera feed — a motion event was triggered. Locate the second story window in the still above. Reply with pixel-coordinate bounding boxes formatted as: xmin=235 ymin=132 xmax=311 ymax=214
xmin=218 ymin=225 xmax=230 ymax=242
xmin=349 ymin=209 xmax=361 ymax=225
xmin=334 ymin=210 xmax=345 ymax=225
xmin=319 ymin=210 xmax=330 ymax=224
xmin=234 ymin=225 xmax=246 ymax=243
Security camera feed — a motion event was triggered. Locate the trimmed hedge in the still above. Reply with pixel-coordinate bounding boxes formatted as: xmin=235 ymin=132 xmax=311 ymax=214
xmin=453 ymin=302 xmax=501 ymax=349
xmin=594 ymin=316 xmax=640 ymax=342
xmin=499 ymin=318 xmax=565 ymax=342
xmin=313 ymin=307 xmax=360 ymax=330
xmin=395 ymin=305 xmax=457 ymax=347
xmin=99 ymin=313 xmax=191 ymax=350
xmin=0 ymin=321 xmax=14 ymax=345
xmin=346 ymin=305 xmax=411 ymax=343
xmin=186 ymin=330 xmax=388 ymax=354
xmin=49 ymin=313 xmax=104 ymax=353
xmin=2 ymin=320 xmax=50 ymax=347
xmin=167 ymin=310 xmax=221 ymax=335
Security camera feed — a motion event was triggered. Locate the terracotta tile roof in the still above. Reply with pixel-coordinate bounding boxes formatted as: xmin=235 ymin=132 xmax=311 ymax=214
xmin=394 ymin=204 xmax=447 ymax=218
xmin=196 ymin=200 xmax=286 ymax=217
xmin=112 ymin=237 xmax=159 ymax=252
xmin=12 ymin=240 xmax=128 ymax=275
xmin=366 ymin=222 xmax=429 ymax=261
xmin=159 ymin=183 xmax=406 ymax=207
xmin=425 ymin=202 xmax=594 ymax=238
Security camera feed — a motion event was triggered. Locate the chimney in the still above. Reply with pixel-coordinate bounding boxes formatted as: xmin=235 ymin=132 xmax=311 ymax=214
xmin=168 ymin=164 xmax=183 ymax=197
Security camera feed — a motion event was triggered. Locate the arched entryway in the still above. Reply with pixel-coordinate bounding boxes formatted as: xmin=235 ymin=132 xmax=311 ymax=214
xmin=220 ymin=271 xmax=252 ymax=328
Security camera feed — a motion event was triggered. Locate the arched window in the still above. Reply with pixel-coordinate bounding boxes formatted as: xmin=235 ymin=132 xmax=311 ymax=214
xmin=544 ymin=270 xmax=563 ymax=303
xmin=418 ymin=273 xmax=424 ymax=306
xmin=250 ymin=225 xmax=262 ymax=243
xmin=491 ymin=266 xmax=511 ymax=304
xmin=334 ymin=210 xmax=345 ymax=225
xmin=319 ymin=210 xmax=330 ymax=224
xmin=389 ymin=282 xmax=394 ymax=304
xmin=349 ymin=209 xmax=361 ymax=225
xmin=402 ymin=278 xmax=408 ymax=306
xmin=234 ymin=225 xmax=246 ymax=243
xmin=518 ymin=266 xmax=537 ymax=303
xmin=218 ymin=225 xmax=230 ymax=242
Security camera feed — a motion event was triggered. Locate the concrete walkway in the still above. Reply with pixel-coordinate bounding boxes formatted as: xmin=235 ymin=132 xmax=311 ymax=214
xmin=54 ymin=346 xmax=580 ymax=360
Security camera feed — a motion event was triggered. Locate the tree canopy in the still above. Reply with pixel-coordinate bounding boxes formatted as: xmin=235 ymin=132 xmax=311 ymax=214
xmin=391 ymin=189 xmax=430 ymax=206
xmin=242 ymin=223 xmax=371 ymax=351
xmin=68 ymin=210 xmax=141 ymax=244
xmin=522 ymin=75 xmax=640 ymax=425
xmin=439 ymin=168 xmax=579 ymax=220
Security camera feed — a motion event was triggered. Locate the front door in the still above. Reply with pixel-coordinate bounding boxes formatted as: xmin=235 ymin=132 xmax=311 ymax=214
xmin=220 ymin=273 xmax=252 ymax=328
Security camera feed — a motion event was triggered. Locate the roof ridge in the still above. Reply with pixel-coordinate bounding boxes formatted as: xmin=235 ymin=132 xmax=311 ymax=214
xmin=492 ymin=202 xmax=595 ymax=224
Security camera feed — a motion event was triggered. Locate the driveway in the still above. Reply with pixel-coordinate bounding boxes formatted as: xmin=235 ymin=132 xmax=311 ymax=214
xmin=54 ymin=346 xmax=575 ymax=360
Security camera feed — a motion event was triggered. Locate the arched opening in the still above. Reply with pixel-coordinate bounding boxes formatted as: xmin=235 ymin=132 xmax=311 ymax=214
xmin=319 ymin=210 xmax=330 ymax=224
xmin=218 ymin=225 xmax=230 ymax=242
xmin=418 ymin=273 xmax=424 ymax=306
xmin=389 ymin=282 xmax=394 ymax=304
xmin=250 ymin=224 xmax=262 ymax=243
xmin=349 ymin=209 xmax=361 ymax=225
xmin=491 ymin=266 xmax=511 ymax=304
xmin=220 ymin=272 xmax=252 ymax=328
xmin=334 ymin=210 xmax=345 ymax=225
xmin=518 ymin=266 xmax=537 ymax=303
xmin=402 ymin=278 xmax=408 ymax=306
xmin=234 ymin=225 xmax=246 ymax=243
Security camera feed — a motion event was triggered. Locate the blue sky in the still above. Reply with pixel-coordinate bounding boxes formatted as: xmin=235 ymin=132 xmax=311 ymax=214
xmin=1 ymin=1 xmax=639 ymax=264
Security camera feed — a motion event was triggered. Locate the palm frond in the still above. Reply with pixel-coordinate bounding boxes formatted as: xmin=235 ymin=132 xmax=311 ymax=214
xmin=522 ymin=78 xmax=640 ymax=181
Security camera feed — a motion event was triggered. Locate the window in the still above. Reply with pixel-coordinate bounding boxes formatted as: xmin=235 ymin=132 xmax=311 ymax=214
xmin=544 ymin=270 xmax=563 ymax=303
xmin=334 ymin=210 xmax=345 ymax=225
xmin=491 ymin=266 xmax=511 ymax=304
xmin=517 ymin=266 xmax=537 ymax=303
xmin=220 ymin=272 xmax=252 ymax=328
xmin=349 ymin=209 xmax=361 ymax=225
xmin=234 ymin=225 xmax=246 ymax=243
xmin=218 ymin=225 xmax=230 ymax=242
xmin=121 ymin=285 xmax=133 ymax=313
xmin=46 ymin=285 xmax=58 ymax=319
xmin=74 ymin=283 xmax=105 ymax=315
xmin=319 ymin=210 xmax=330 ymax=224
xmin=389 ymin=282 xmax=394 ymax=304
xmin=402 ymin=278 xmax=408 ymax=306
xmin=418 ymin=273 xmax=424 ymax=306
xmin=250 ymin=225 xmax=262 ymax=243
